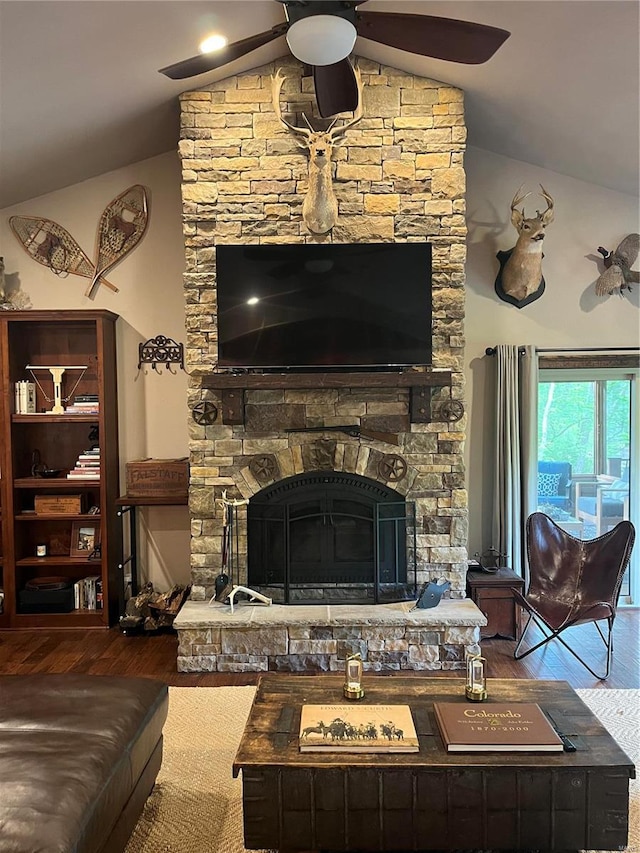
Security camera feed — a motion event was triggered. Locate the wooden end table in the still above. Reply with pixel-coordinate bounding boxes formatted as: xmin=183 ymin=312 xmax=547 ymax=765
xmin=233 ymin=675 xmax=634 ymax=853
xmin=466 ymin=567 xmax=524 ymax=640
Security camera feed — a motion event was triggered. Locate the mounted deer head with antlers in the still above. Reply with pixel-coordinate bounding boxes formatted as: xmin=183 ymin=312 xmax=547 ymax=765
xmin=271 ymin=67 xmax=363 ymax=235
xmin=495 ymin=184 xmax=555 ymax=308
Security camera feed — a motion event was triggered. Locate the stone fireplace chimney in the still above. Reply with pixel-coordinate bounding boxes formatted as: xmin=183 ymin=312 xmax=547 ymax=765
xmin=174 ymin=57 xmax=480 ymax=672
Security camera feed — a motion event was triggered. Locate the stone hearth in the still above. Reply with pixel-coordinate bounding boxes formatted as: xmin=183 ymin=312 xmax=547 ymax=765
xmin=175 ymin=599 xmax=484 ymax=673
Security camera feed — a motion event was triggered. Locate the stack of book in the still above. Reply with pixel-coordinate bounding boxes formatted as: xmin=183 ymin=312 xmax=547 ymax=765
xmin=66 ymin=394 xmax=99 ymax=414
xmin=73 ymin=576 xmax=102 ymax=610
xmin=14 ymin=380 xmax=36 ymax=414
xmin=67 ymin=447 xmax=101 ymax=479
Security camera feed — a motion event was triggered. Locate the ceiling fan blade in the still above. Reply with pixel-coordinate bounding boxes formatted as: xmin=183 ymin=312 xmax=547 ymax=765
xmin=313 ymin=59 xmax=359 ymax=118
xmin=159 ymin=25 xmax=287 ymax=80
xmin=355 ymin=11 xmax=510 ymax=65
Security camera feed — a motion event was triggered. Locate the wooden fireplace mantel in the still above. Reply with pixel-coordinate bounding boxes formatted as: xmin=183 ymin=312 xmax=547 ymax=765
xmin=201 ymin=370 xmax=453 ymax=424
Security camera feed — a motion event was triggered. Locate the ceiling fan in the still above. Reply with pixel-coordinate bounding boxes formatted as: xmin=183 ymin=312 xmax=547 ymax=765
xmin=159 ymin=0 xmax=510 ymax=118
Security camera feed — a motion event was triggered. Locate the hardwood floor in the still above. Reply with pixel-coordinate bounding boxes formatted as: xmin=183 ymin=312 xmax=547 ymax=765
xmin=0 ymin=609 xmax=637 ymax=689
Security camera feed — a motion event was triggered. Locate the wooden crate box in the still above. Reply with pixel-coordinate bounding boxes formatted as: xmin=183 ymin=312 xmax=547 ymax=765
xmin=34 ymin=494 xmax=86 ymax=514
xmin=125 ymin=458 xmax=189 ymax=498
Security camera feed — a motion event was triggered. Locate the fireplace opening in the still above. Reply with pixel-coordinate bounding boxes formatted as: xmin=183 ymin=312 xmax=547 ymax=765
xmin=247 ymin=472 xmax=416 ymax=604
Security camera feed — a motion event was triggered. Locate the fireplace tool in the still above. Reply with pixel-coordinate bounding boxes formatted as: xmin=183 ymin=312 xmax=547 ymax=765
xmin=213 ymin=502 xmax=231 ymax=601
xmin=210 ymin=491 xmax=249 ymax=605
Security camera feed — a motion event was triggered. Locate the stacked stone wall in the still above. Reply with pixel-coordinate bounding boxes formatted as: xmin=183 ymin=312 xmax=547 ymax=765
xmin=178 ymin=57 xmax=468 ymax=608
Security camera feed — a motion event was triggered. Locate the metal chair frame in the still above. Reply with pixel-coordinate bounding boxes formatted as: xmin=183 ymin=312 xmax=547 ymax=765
xmin=513 ymin=513 xmax=635 ymax=681
xmin=514 ymin=607 xmax=615 ymax=680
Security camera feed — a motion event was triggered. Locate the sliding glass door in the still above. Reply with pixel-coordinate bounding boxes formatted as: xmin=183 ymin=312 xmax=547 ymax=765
xmin=537 ymin=368 xmax=638 ymax=602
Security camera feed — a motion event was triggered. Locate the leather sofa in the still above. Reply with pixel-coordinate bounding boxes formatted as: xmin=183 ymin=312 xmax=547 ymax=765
xmin=0 ymin=673 xmax=168 ymax=853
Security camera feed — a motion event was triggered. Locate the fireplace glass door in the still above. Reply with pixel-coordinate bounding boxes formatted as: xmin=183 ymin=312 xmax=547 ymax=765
xmin=247 ymin=472 xmax=416 ymax=604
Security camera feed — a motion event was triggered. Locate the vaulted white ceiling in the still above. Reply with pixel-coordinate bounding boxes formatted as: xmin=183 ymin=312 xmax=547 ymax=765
xmin=0 ymin=0 xmax=638 ymax=209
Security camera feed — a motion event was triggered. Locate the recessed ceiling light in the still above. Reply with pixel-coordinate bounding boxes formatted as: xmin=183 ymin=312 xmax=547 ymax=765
xmin=199 ymin=34 xmax=228 ymax=55
xmin=247 ymin=297 xmax=259 ymax=305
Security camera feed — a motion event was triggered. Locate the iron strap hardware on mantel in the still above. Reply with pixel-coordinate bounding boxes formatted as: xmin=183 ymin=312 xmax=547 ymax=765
xmin=285 ymin=425 xmax=400 ymax=445
xmin=201 ymin=370 xmax=453 ymax=427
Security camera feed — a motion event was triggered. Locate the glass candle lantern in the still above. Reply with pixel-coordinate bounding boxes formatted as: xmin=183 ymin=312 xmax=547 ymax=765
xmin=465 ymin=654 xmax=487 ymax=701
xmin=343 ymin=653 xmax=364 ymax=700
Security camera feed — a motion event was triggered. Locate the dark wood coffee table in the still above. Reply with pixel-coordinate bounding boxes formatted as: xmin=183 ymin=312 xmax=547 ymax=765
xmin=233 ymin=675 xmax=634 ymax=852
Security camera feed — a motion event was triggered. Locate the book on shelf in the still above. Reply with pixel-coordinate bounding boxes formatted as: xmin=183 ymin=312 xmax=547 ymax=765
xmin=299 ymin=704 xmax=419 ymax=753
xmin=73 ymin=576 xmax=102 ymax=610
xmin=433 ymin=702 xmax=564 ymax=753
xmin=67 ymin=471 xmax=100 ymax=479
xmin=14 ymin=381 xmax=36 ymax=414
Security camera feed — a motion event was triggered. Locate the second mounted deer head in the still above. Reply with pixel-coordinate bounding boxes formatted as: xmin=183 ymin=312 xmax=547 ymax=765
xmin=495 ymin=184 xmax=555 ymax=308
xmin=271 ymin=68 xmax=363 ymax=235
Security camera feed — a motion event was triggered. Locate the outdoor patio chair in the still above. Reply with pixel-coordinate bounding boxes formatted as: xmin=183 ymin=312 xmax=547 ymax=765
xmin=576 ymin=473 xmax=630 ymax=536
xmin=513 ymin=512 xmax=635 ymax=680
xmin=537 ymin=461 xmax=572 ymax=511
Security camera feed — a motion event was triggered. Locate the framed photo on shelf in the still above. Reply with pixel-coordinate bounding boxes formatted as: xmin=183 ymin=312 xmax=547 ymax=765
xmin=70 ymin=522 xmax=99 ymax=557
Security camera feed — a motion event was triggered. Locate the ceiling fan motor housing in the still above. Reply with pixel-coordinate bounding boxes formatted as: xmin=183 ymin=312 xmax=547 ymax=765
xmin=281 ymin=1 xmax=359 ymax=26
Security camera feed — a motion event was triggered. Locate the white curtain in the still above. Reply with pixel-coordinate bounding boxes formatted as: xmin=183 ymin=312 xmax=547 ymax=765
xmin=492 ymin=345 xmax=538 ymax=581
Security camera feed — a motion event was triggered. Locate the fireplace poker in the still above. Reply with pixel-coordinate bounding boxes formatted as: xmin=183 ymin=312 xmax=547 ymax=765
xmin=214 ymin=503 xmax=231 ymax=601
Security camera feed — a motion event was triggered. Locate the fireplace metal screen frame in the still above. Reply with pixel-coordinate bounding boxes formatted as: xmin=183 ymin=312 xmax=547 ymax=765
xmin=247 ymin=471 xmax=417 ymax=605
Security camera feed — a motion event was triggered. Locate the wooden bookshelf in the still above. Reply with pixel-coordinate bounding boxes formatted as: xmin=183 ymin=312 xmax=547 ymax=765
xmin=0 ymin=310 xmax=122 ymax=628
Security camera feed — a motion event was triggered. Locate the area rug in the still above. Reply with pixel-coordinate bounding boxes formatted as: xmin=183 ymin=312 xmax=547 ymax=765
xmin=125 ymin=686 xmax=639 ymax=853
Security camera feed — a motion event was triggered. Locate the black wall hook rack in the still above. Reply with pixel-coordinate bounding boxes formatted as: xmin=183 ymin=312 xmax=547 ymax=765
xmin=138 ymin=335 xmax=185 ymax=373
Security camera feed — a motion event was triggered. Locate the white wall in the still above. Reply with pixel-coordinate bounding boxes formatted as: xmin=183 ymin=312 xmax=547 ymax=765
xmin=0 ymin=152 xmax=192 ymax=587
xmin=464 ymin=145 xmax=640 ymax=556
xmin=3 ymin=145 xmax=638 ymax=585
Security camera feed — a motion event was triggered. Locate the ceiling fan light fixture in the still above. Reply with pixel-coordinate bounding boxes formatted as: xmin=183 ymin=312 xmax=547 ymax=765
xmin=199 ymin=33 xmax=228 ymax=55
xmin=286 ymin=15 xmax=356 ymax=66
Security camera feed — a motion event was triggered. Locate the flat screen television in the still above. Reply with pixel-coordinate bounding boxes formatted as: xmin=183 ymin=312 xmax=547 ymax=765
xmin=215 ymin=242 xmax=432 ymax=370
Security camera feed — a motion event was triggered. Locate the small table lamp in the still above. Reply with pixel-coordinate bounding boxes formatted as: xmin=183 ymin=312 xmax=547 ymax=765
xmin=465 ymin=654 xmax=487 ymax=702
xmin=343 ymin=653 xmax=364 ymax=700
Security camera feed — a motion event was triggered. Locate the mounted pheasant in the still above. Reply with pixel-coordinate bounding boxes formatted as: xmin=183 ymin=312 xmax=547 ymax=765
xmin=594 ymin=233 xmax=639 ymax=296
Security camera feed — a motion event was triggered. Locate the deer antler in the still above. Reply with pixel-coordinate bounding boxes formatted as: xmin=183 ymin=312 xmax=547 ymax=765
xmin=271 ymin=69 xmax=311 ymax=143
xmin=328 ymin=67 xmax=364 ymax=143
xmin=509 ymin=184 xmax=532 ymax=227
xmin=537 ymin=184 xmax=555 ymax=225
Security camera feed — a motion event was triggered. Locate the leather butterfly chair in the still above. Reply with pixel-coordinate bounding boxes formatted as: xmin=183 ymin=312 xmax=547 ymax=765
xmin=513 ymin=512 xmax=635 ymax=680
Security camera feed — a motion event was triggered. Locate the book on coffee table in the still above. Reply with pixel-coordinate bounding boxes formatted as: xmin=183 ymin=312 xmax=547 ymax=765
xmin=299 ymin=704 xmax=419 ymax=753
xmin=433 ymin=702 xmax=564 ymax=752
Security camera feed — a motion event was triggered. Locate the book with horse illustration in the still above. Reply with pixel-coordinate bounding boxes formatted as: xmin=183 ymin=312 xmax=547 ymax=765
xmin=299 ymin=704 xmax=419 ymax=753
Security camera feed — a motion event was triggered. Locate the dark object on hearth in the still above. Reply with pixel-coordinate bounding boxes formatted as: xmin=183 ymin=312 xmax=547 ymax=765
xmin=159 ymin=2 xmax=509 ymax=118
xmin=214 ymin=572 xmax=230 ymax=602
xmin=138 ymin=334 xmax=185 ymax=373
xmin=413 ymin=580 xmax=451 ymax=609
xmin=120 ymin=582 xmax=191 ymax=634
xmin=513 ymin=512 xmax=635 ymax=680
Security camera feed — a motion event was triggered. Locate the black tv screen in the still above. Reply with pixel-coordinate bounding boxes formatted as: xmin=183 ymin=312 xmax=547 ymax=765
xmin=215 ymin=242 xmax=432 ymax=369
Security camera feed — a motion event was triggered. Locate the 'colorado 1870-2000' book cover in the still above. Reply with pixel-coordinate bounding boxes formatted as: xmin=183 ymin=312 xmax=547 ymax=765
xmin=433 ymin=702 xmax=564 ymax=753
xmin=299 ymin=704 xmax=419 ymax=753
